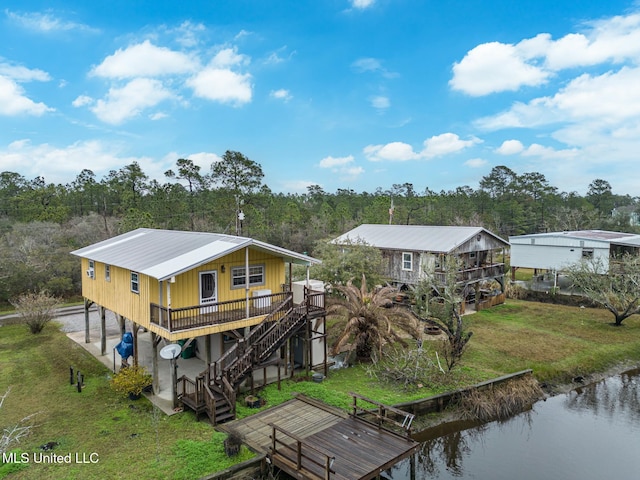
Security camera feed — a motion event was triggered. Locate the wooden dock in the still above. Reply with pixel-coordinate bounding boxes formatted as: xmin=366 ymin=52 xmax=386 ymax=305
xmin=219 ymin=394 xmax=419 ymax=480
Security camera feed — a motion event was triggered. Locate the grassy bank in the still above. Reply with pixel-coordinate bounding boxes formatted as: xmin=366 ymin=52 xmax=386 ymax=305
xmin=2 ymin=299 xmax=640 ymax=479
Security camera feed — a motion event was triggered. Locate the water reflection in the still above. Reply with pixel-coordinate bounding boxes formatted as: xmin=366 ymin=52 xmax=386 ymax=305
xmin=388 ymin=369 xmax=640 ymax=479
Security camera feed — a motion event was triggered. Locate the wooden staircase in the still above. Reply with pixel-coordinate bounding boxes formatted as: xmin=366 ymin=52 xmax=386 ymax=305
xmin=178 ymin=289 xmax=323 ymax=425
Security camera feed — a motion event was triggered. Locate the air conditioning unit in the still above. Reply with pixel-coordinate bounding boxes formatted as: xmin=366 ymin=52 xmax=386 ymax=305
xmin=86 ymin=269 xmax=95 ymax=278
xmin=252 ymin=289 xmax=272 ymax=308
xmin=292 ymin=280 xmax=325 ymax=306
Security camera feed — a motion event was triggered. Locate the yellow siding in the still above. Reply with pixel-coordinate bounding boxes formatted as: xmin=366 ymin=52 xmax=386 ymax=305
xmin=167 ymin=248 xmax=285 ymax=309
xmin=81 ymin=258 xmax=152 ymax=328
xmin=146 ymin=315 xmax=267 ymax=342
xmin=80 ymin=247 xmax=287 ymax=332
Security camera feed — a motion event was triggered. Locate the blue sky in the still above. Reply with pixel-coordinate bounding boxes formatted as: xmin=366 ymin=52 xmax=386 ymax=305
xmin=1 ymin=0 xmax=640 ymax=196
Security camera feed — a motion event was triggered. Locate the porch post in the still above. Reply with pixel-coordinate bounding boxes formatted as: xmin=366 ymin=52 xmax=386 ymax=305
xmin=204 ymin=335 xmax=211 ymax=364
xmin=132 ymin=324 xmax=140 ymax=367
xmin=151 ymin=332 xmax=159 ymax=393
xmin=117 ymin=314 xmax=126 ymax=338
xmin=100 ymin=306 xmax=106 ymax=355
xmin=84 ymin=298 xmax=92 ymax=344
xmin=245 ymin=247 xmax=250 ymax=321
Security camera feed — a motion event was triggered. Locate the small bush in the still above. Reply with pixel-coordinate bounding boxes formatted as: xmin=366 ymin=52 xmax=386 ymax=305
xmin=10 ymin=290 xmax=60 ymax=334
xmin=110 ymin=365 xmax=153 ymax=397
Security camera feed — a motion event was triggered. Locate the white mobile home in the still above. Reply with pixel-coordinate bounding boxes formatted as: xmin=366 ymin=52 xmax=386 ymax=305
xmin=509 ymin=230 xmax=640 ymax=280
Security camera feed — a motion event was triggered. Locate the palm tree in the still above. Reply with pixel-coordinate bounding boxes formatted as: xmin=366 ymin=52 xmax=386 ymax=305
xmin=327 ymin=274 xmax=421 ymax=362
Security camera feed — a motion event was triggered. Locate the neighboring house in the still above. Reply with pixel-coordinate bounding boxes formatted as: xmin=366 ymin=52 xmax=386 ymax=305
xmin=332 ymin=224 xmax=509 ymax=310
xmin=71 ymin=228 xmax=326 ymax=423
xmin=509 ymin=229 xmax=640 ymax=281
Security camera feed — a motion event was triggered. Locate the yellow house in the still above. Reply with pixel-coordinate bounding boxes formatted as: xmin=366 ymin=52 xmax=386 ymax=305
xmin=72 ymin=228 xmax=326 ymax=422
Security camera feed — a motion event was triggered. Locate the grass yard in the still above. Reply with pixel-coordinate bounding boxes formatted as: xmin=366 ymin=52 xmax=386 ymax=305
xmin=0 ymin=324 xmax=253 ymax=480
xmin=2 ymin=298 xmax=640 ymax=479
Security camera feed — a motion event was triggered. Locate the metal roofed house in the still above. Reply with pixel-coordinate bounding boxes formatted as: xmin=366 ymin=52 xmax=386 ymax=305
xmin=509 ymin=229 xmax=640 ymax=282
xmin=71 ymin=228 xmax=327 ymax=423
xmin=332 ymin=224 xmax=509 ymax=311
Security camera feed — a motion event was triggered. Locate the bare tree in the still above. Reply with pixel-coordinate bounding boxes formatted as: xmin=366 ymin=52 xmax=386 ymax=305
xmin=10 ymin=290 xmax=60 ymax=334
xmin=412 ymin=256 xmax=473 ymax=371
xmin=566 ymin=253 xmax=640 ymax=326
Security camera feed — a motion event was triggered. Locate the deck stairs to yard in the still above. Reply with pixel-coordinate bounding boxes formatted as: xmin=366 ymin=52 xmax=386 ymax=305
xmin=178 ymin=289 xmax=323 ymax=425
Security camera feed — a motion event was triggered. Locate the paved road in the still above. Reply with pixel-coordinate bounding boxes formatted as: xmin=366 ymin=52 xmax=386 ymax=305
xmin=0 ymin=304 xmax=122 ymax=336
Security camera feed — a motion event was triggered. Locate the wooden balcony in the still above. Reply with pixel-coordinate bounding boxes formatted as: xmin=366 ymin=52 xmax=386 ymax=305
xmin=433 ymin=262 xmax=505 ymax=284
xmin=150 ymin=290 xmax=326 ymax=333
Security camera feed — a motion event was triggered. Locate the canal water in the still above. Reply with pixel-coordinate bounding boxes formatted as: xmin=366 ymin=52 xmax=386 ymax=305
xmin=389 ymin=369 xmax=640 ymax=479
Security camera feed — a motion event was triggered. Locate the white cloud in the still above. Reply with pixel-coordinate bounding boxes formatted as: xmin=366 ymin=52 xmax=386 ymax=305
xmin=186 ymin=151 xmax=222 ymax=170
xmin=352 ymin=57 xmax=382 ymax=73
xmin=451 ymin=12 xmax=640 ymax=96
xmin=422 ymin=133 xmax=481 ymax=157
xmin=280 ymin=179 xmax=317 ymax=193
xmin=319 ymin=155 xmax=354 ymax=168
xmin=187 ymin=68 xmax=252 ymax=105
xmin=91 ymin=78 xmax=175 ymax=124
xmin=450 ymin=41 xmax=550 ymax=96
xmin=318 ymin=154 xmax=363 ymax=181
xmin=477 ymin=67 xmax=640 ymax=132
xmin=0 ymin=62 xmax=50 ymax=82
xmin=520 ymin=143 xmax=579 ymax=159
xmin=0 ymin=75 xmax=53 ymax=116
xmin=210 ymin=47 xmax=249 ymax=68
xmin=171 ymin=21 xmax=206 ymax=48
xmin=364 ymin=142 xmax=421 ymax=162
xmin=496 ymin=140 xmax=525 ymax=155
xmin=464 ymin=158 xmax=487 ymax=168
xmin=72 ymin=95 xmax=93 ymax=107
xmin=342 ymin=166 xmax=365 ymax=178
xmin=544 ymin=14 xmax=640 ymax=70
xmin=364 ymin=133 xmax=480 ymax=162
xmin=370 ymin=95 xmax=390 ymax=110
xmin=149 ymin=112 xmax=168 ymax=120
xmin=6 ymin=10 xmax=97 ymax=33
xmin=91 ymin=40 xmax=198 ymax=79
xmin=351 ymin=0 xmax=375 ymax=9
xmin=270 ymin=89 xmax=292 ymax=102
xmin=0 ymin=139 xmax=150 ymax=182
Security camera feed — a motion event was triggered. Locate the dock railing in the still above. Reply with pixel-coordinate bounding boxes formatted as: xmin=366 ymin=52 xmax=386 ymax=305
xmin=269 ymin=423 xmax=335 ymax=480
xmin=350 ymin=392 xmax=415 ymax=436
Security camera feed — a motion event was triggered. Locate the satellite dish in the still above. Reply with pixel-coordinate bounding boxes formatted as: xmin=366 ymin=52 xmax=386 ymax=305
xmin=160 ymin=344 xmax=181 ymax=360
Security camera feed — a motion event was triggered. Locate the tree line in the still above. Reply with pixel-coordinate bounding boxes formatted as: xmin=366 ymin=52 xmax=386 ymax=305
xmin=0 ymin=151 xmax=637 ymax=306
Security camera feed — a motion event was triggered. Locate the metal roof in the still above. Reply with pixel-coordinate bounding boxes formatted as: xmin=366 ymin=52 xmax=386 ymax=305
xmin=332 ymin=224 xmax=508 ymax=253
xmin=509 ymin=230 xmax=640 ymax=247
xmin=71 ymin=228 xmax=321 ymax=281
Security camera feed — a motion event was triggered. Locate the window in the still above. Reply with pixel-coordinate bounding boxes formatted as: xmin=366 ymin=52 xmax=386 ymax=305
xmin=87 ymin=260 xmax=95 ymax=279
xmin=402 ymin=252 xmax=413 ymax=271
xmin=131 ymin=272 xmax=140 ymax=293
xmin=582 ymin=248 xmax=594 ymax=259
xmin=231 ymin=265 xmax=265 ymax=288
xmin=105 ymin=264 xmax=111 ymax=282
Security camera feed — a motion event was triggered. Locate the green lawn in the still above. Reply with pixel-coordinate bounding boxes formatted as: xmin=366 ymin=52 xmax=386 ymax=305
xmin=2 ymin=299 xmax=640 ymax=479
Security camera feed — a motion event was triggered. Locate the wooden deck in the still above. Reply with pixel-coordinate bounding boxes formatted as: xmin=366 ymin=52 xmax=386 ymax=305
xmin=219 ymin=395 xmax=418 ymax=480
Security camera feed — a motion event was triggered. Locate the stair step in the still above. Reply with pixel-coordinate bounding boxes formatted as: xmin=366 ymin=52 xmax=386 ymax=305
xmin=214 ymin=412 xmax=235 ymax=424
xmin=214 ymin=404 xmax=231 ymax=414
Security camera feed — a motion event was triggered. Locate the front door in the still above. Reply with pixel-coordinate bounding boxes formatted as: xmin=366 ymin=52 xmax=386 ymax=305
xmin=199 ymin=271 xmax=218 ymax=313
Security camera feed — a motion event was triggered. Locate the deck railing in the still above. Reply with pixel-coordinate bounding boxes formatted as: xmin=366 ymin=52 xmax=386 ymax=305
xmin=269 ymin=423 xmax=336 ymax=480
xmin=150 ymin=291 xmax=291 ymax=332
xmin=433 ymin=262 xmax=505 ymax=284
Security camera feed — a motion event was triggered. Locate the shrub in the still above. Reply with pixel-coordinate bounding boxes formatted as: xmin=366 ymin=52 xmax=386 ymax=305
xmin=10 ymin=290 xmax=60 ymax=334
xmin=110 ymin=365 xmax=153 ymax=397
